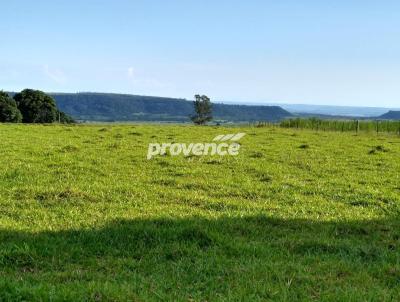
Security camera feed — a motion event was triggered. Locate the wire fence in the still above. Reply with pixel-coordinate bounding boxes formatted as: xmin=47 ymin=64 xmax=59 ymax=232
xmin=276 ymin=118 xmax=400 ymax=134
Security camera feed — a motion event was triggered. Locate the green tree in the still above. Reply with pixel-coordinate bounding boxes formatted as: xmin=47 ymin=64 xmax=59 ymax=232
xmin=14 ymin=89 xmax=59 ymax=123
xmin=0 ymin=91 xmax=22 ymax=123
xmin=190 ymin=94 xmax=213 ymax=125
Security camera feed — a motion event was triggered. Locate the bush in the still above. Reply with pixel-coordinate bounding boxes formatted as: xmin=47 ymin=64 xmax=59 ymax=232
xmin=13 ymin=89 xmax=74 ymax=123
xmin=14 ymin=89 xmax=58 ymax=123
xmin=0 ymin=91 xmax=22 ymax=123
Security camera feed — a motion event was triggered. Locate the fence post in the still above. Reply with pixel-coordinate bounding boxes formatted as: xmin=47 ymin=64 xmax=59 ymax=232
xmin=398 ymin=121 xmax=400 ymax=136
xmin=356 ymin=120 xmax=359 ymax=134
xmin=376 ymin=120 xmax=379 ymax=134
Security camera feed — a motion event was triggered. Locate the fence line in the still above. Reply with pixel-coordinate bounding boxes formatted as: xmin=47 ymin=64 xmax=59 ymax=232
xmin=272 ymin=118 xmax=400 ymax=134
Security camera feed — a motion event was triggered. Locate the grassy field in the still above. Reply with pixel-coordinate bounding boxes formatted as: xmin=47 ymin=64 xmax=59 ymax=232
xmin=0 ymin=124 xmax=399 ymax=301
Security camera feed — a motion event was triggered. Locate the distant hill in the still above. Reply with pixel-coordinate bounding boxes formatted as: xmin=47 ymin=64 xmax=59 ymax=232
xmin=277 ymin=104 xmax=393 ymax=117
xmin=224 ymin=102 xmax=397 ymax=118
xmin=48 ymin=93 xmax=292 ymax=122
xmin=379 ymin=111 xmax=400 ymax=120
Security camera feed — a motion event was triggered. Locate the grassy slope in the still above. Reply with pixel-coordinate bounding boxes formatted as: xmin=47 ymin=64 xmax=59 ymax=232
xmin=0 ymin=124 xmax=399 ymax=301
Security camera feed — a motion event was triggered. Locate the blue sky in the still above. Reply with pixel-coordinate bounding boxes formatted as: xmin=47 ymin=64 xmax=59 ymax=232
xmin=1 ymin=1 xmax=400 ymax=107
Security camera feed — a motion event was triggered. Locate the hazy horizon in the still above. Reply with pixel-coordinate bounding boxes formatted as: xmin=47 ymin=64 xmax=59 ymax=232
xmin=2 ymin=1 xmax=400 ymax=107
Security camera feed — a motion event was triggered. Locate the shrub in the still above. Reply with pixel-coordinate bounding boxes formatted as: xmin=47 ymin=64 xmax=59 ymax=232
xmin=14 ymin=89 xmax=58 ymax=123
xmin=0 ymin=91 xmax=22 ymax=123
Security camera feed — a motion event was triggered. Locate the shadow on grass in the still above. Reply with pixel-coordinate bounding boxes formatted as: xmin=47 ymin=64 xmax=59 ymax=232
xmin=0 ymin=215 xmax=399 ymax=300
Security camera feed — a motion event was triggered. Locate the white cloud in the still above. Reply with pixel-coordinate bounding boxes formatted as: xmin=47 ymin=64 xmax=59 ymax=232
xmin=127 ymin=67 xmax=134 ymax=78
xmin=43 ymin=65 xmax=67 ymax=84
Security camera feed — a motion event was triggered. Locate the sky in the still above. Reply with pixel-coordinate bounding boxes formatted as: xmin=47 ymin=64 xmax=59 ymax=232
xmin=1 ymin=0 xmax=400 ymax=107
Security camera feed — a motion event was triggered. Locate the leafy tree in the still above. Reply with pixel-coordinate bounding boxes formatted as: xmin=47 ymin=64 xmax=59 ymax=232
xmin=14 ymin=89 xmax=59 ymax=123
xmin=0 ymin=91 xmax=22 ymax=123
xmin=190 ymin=94 xmax=213 ymax=125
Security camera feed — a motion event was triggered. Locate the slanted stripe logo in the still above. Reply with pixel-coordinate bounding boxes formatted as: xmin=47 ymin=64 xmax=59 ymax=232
xmin=213 ymin=133 xmax=246 ymax=142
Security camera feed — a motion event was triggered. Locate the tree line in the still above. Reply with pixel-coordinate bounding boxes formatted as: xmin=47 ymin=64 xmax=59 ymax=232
xmin=0 ymin=89 xmax=74 ymax=123
xmin=0 ymin=91 xmax=210 ymax=124
xmin=38 ymin=92 xmax=291 ymax=123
